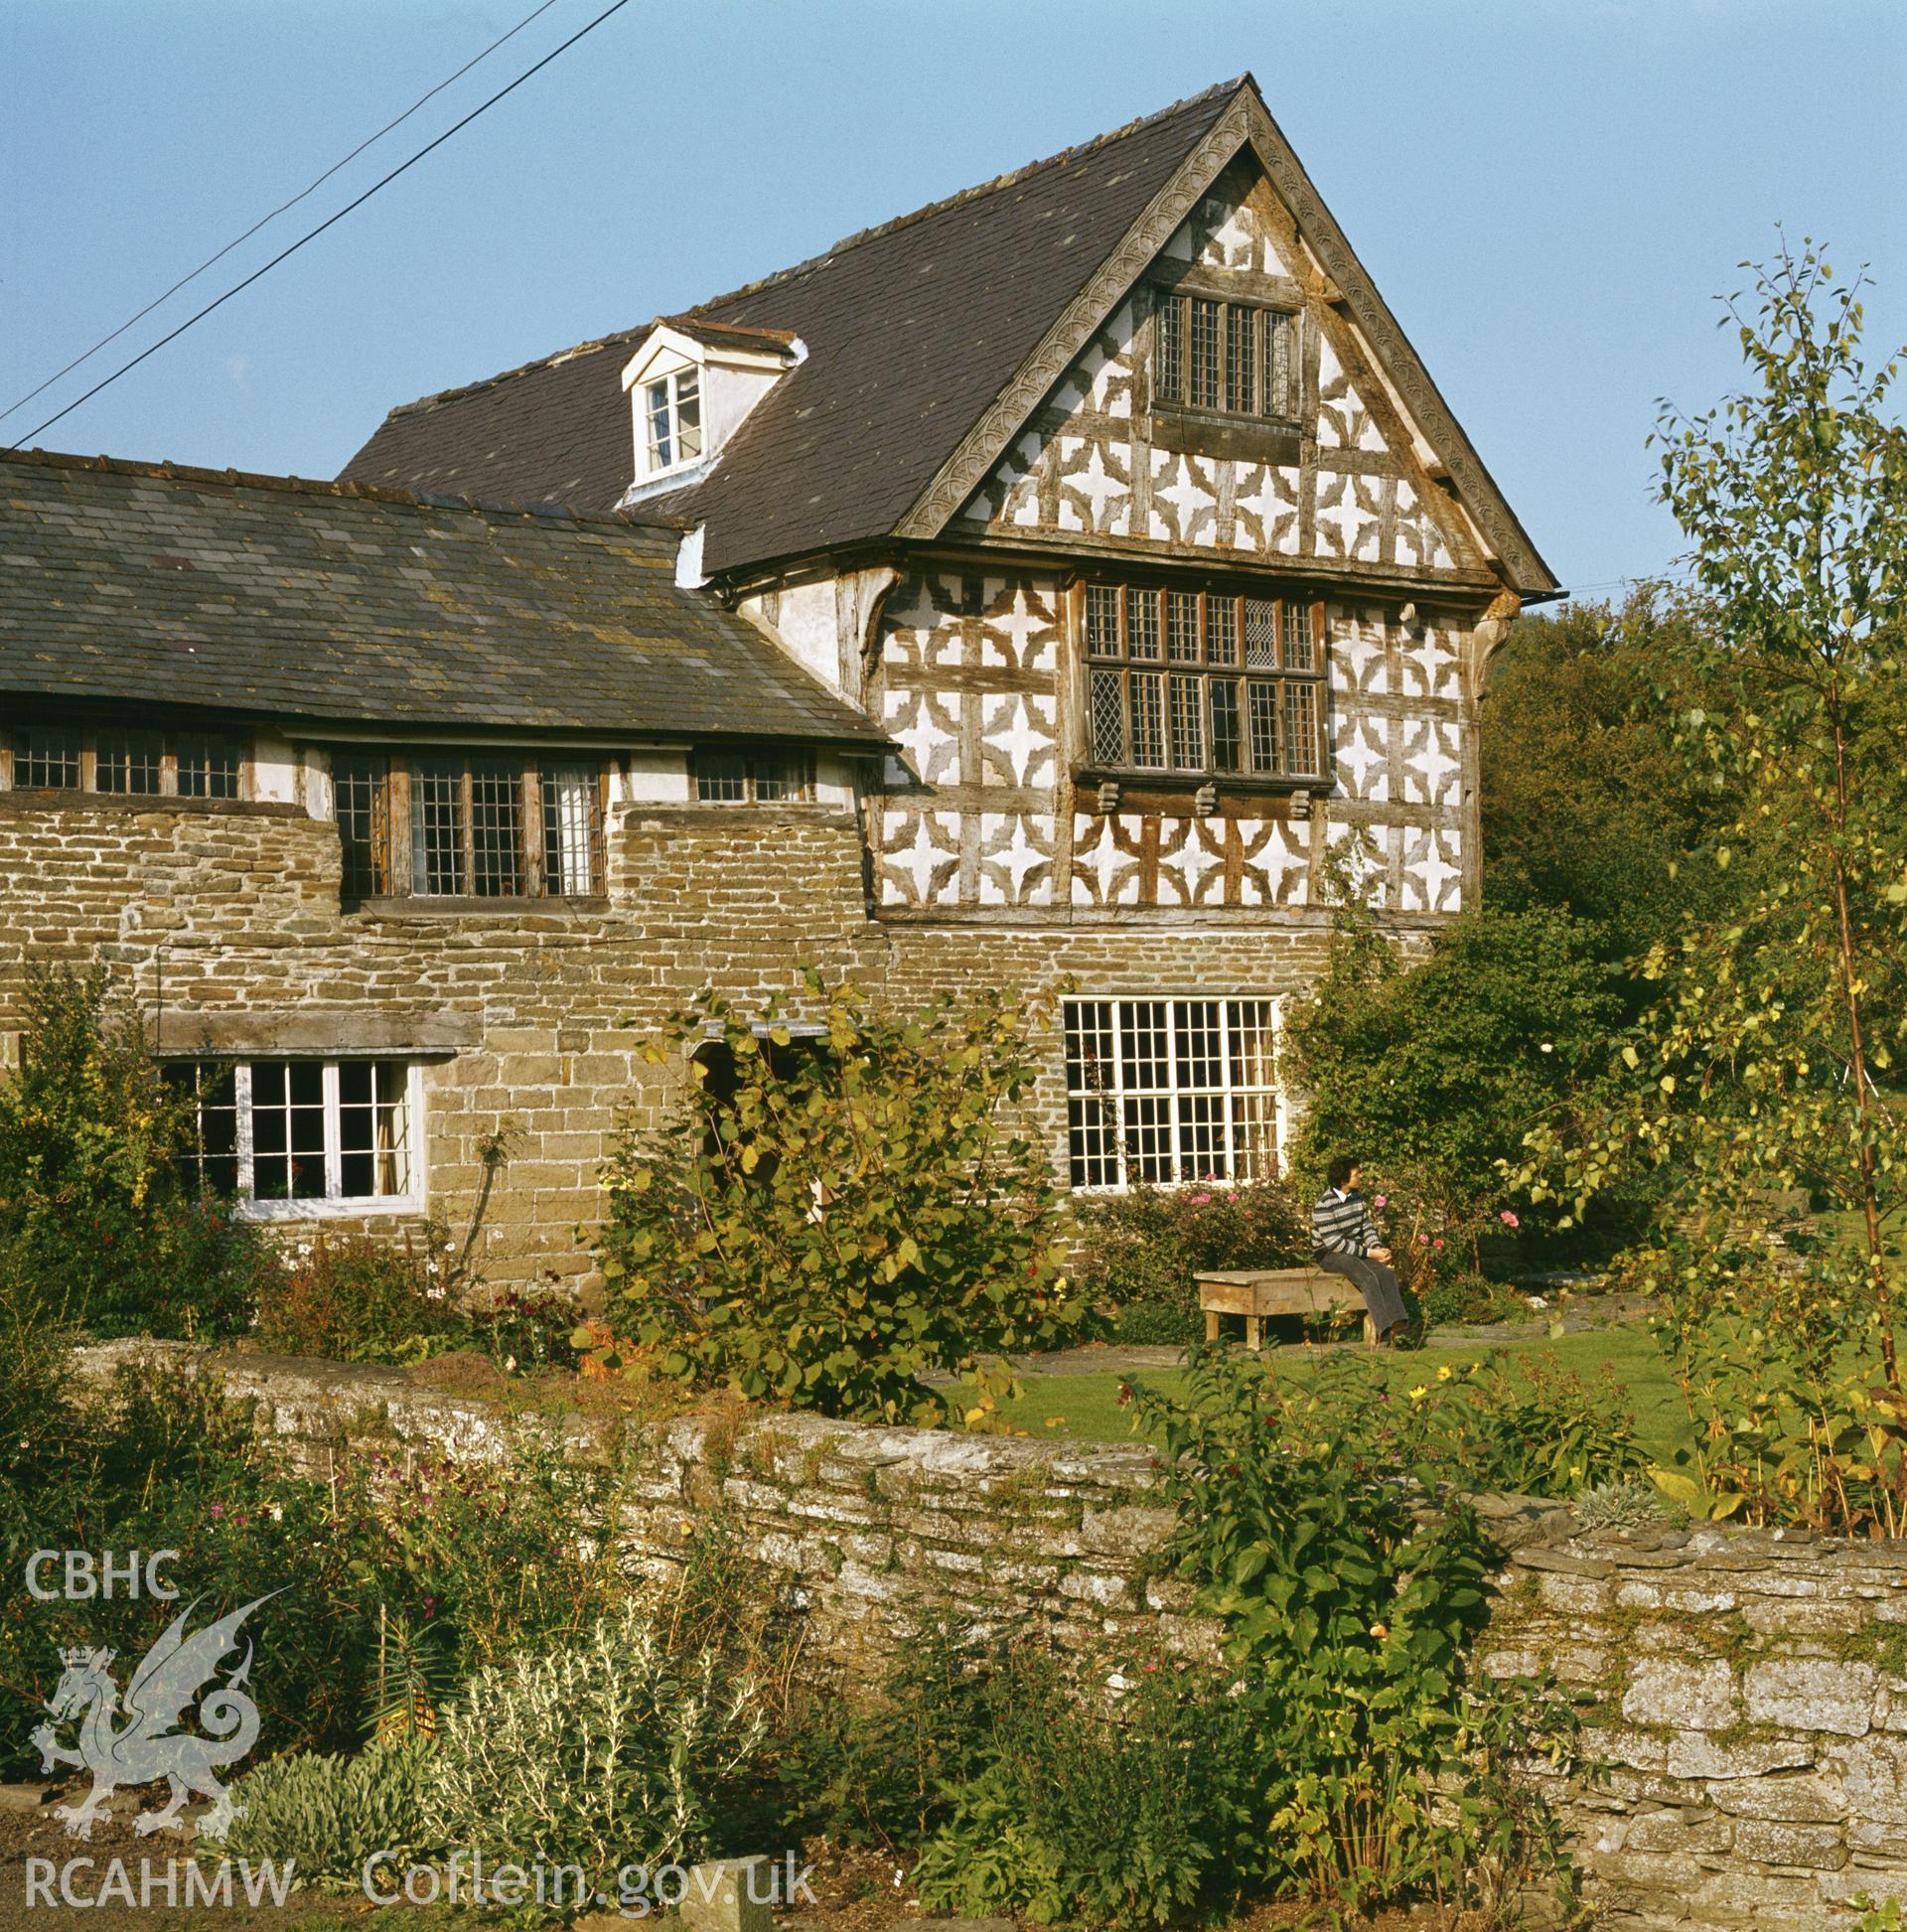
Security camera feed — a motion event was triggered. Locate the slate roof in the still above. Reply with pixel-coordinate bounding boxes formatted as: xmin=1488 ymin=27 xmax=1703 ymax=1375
xmin=0 ymin=449 xmax=889 ymax=746
xmin=341 ymin=80 xmax=1240 ymax=572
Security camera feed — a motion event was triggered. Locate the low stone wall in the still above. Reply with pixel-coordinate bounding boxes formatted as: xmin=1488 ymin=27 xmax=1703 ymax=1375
xmin=77 ymin=1343 xmax=1907 ymax=1929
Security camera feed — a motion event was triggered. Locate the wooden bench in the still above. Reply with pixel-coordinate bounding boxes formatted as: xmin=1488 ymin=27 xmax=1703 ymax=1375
xmin=1195 ymin=1266 xmax=1377 ymax=1349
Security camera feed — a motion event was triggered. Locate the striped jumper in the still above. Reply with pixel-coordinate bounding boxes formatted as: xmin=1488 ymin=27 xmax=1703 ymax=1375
xmin=1311 ymin=1188 xmax=1382 ymax=1259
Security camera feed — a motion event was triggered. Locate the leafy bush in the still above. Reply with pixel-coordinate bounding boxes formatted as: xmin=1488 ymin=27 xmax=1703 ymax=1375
xmin=223 ymin=1741 xmax=430 ymax=1888
xmin=0 ymin=965 xmax=271 ymax=1337
xmin=1403 ymin=1353 xmax=1653 ymax=1499
xmin=1072 ymin=1182 xmax=1307 ymax=1345
xmin=0 ymin=1358 xmax=633 ymax=1778
xmin=776 ymin=1614 xmax=994 ymax=1851
xmin=915 ymin=1643 xmax=1262 ymax=1929
xmin=252 ymin=1229 xmax=471 ymax=1365
xmin=1126 ymin=1346 xmax=1580 ymax=1918
xmin=1284 ymin=892 xmax=1631 ymax=1264
xmin=421 ymin=1599 xmax=765 ymax=1886
xmin=598 ymin=974 xmax=1090 ymax=1424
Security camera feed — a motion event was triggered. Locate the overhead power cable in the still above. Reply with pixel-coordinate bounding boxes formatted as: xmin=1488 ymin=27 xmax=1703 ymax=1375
xmin=0 ymin=0 xmax=561 ymax=427
xmin=9 ymin=0 xmax=634 ymax=451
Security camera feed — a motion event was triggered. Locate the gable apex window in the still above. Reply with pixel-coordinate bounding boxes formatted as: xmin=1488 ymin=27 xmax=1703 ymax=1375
xmin=1081 ymin=583 xmax=1328 ymax=782
xmin=1154 ymin=294 xmax=1296 ymax=421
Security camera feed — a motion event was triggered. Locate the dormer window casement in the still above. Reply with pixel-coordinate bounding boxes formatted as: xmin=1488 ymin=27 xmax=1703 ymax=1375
xmin=620 ymin=317 xmax=803 ymax=506
xmin=644 ymin=366 xmax=703 ymax=475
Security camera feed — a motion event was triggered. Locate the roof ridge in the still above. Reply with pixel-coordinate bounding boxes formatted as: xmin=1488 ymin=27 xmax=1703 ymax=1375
xmin=365 ymin=75 xmax=1251 ymax=428
xmin=0 ymin=443 xmax=689 ymax=531
xmin=689 ymin=74 xmax=1250 ymax=316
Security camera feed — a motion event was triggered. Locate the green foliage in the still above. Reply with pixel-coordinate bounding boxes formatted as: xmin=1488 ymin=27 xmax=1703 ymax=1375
xmin=1072 ymin=1181 xmax=1307 ymax=1345
xmin=1855 ymin=1896 xmax=1905 ymax=1931
xmin=1573 ymin=1477 xmax=1687 ymax=1533
xmin=598 ymin=973 xmax=1089 ymax=1424
xmin=1284 ymin=890 xmax=1627 ymax=1268
xmin=776 ymin=1614 xmax=994 ymax=1851
xmin=251 ymin=1228 xmax=470 ymax=1365
xmin=1125 ymin=1346 xmax=1581 ymax=1918
xmin=1482 ymin=591 xmax=1735 ymax=960
xmin=1519 ymin=244 xmax=1907 ymax=1529
xmin=223 ymin=1740 xmax=431 ymax=1889
xmin=0 ymin=965 xmax=270 ymax=1337
xmin=0 ymin=1361 xmax=633 ymax=1777
xmin=420 ymin=1598 xmax=765 ymax=1887
xmin=915 ymin=1643 xmax=1263 ymax=1929
xmin=0 ymin=1362 xmax=372 ymax=1776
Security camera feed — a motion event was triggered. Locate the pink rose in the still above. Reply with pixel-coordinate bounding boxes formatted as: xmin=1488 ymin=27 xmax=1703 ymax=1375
xmin=1416 ymin=1233 xmax=1430 ymax=1246
xmin=1500 ymin=1209 xmax=1521 ymax=1228
xmin=1374 ymin=1194 xmax=1389 ymax=1208
xmin=1433 ymin=1239 xmax=1444 ymax=1250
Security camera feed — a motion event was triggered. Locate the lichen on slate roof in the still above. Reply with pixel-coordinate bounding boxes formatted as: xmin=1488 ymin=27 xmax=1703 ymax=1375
xmin=0 ymin=449 xmax=888 ymax=745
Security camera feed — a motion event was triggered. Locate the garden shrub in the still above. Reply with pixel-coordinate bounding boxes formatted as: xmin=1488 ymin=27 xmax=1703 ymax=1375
xmin=598 ymin=973 xmax=1090 ymax=1424
xmin=1072 ymin=1182 xmax=1307 ymax=1345
xmin=0 ymin=965 xmax=271 ymax=1338
xmin=0 ymin=1361 xmax=375 ymax=1776
xmin=776 ymin=1613 xmax=995 ymax=1852
xmin=914 ymin=1642 xmax=1263 ymax=1929
xmin=421 ymin=1599 xmax=766 ymax=1887
xmin=1284 ymin=890 xmax=1634 ymax=1269
xmin=0 ymin=1359 xmax=635 ymax=1778
xmin=223 ymin=1740 xmax=431 ymax=1887
xmin=1126 ymin=1345 xmax=1580 ymax=1919
xmin=251 ymin=1228 xmax=471 ymax=1364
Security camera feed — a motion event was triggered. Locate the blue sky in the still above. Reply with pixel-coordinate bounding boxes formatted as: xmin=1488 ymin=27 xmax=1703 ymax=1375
xmin=4 ymin=0 xmax=1902 ymax=594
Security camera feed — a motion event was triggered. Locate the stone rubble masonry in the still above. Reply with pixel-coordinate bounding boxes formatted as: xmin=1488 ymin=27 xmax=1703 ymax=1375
xmin=0 ymin=792 xmax=1378 ymax=1289
xmin=77 ymin=1341 xmax=1907 ymax=1930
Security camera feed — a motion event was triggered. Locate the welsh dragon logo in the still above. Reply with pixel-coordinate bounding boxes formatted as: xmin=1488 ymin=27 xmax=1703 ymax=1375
xmin=31 ymin=1594 xmax=276 ymax=1841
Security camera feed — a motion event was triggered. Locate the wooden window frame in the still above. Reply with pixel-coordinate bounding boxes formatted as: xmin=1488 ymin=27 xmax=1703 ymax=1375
xmin=331 ymin=750 xmax=608 ymax=906
xmin=1076 ymin=581 xmax=1330 ymax=784
xmin=691 ymin=750 xmax=817 ymax=805
xmin=0 ymin=724 xmax=250 ymax=802
xmin=1152 ymin=292 xmax=1298 ymax=422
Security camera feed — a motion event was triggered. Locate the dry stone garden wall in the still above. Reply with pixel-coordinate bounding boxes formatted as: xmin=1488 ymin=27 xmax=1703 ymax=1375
xmin=81 ymin=1343 xmax=1907 ymax=1929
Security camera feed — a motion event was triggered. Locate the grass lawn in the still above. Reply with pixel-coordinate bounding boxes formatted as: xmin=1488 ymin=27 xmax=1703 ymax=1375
xmin=1002 ymin=1323 xmax=1696 ymax=1466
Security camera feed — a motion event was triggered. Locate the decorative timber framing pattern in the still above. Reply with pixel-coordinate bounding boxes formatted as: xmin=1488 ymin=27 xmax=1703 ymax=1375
xmin=898 ymin=81 xmax=1556 ymax=602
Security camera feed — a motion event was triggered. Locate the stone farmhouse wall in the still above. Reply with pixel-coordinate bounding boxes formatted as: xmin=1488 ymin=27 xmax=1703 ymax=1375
xmin=92 ymin=1341 xmax=1907 ymax=1932
xmin=0 ymin=781 xmax=1376 ymax=1288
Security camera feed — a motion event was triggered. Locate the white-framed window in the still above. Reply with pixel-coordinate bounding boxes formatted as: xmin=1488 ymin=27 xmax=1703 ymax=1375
xmin=1062 ymin=997 xmax=1281 ymax=1190
xmin=163 ymin=1058 xmax=424 ymax=1218
xmin=644 ymin=366 xmax=703 ymax=475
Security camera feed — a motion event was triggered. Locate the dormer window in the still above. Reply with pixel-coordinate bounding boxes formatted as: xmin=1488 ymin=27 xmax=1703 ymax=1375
xmin=645 ymin=367 xmax=703 ymax=474
xmin=620 ymin=317 xmax=804 ymax=505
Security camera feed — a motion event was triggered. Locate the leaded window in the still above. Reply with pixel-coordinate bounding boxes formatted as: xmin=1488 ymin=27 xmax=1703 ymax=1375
xmin=1082 ymin=583 xmax=1328 ymax=780
xmin=3 ymin=725 xmax=247 ymax=799
xmin=1063 ymin=997 xmax=1280 ymax=1190
xmin=331 ymin=751 xmax=605 ymax=903
xmin=1154 ymin=294 xmax=1297 ymax=419
xmin=693 ymin=752 xmax=815 ymax=804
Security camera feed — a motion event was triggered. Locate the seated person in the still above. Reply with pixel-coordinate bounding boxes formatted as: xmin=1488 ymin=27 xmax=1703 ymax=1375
xmin=1310 ymin=1155 xmax=1410 ymax=1342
